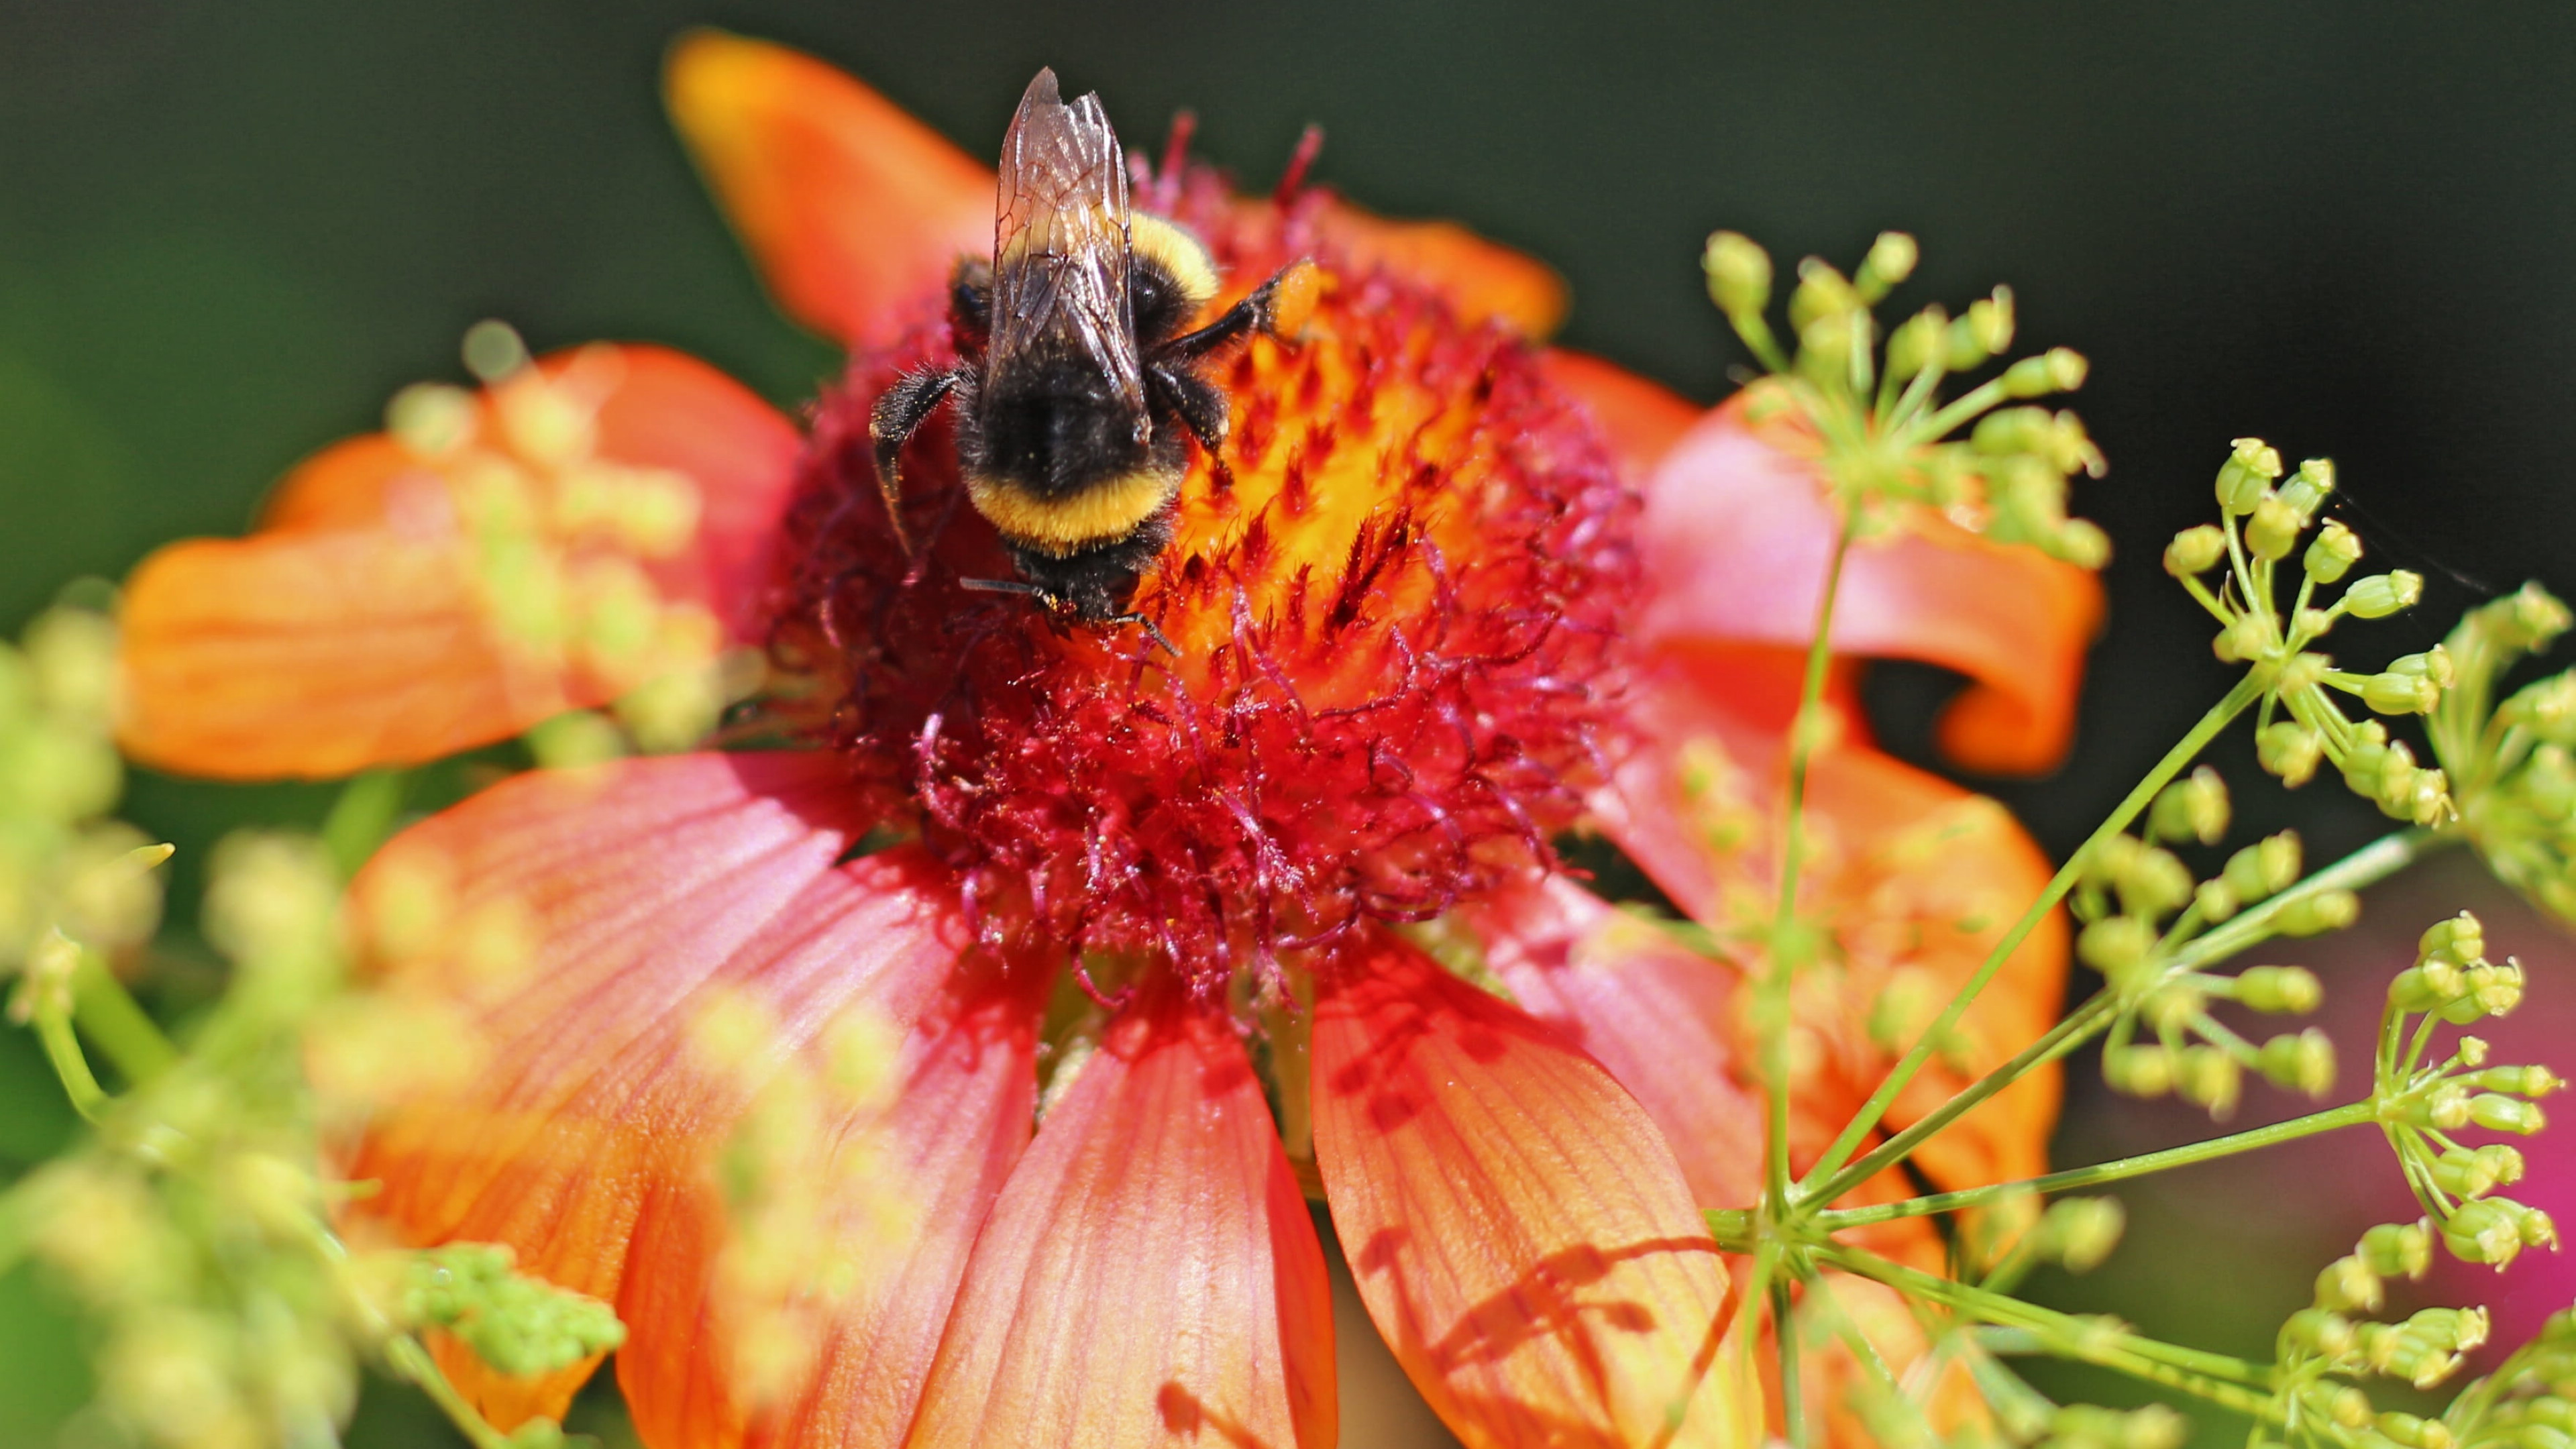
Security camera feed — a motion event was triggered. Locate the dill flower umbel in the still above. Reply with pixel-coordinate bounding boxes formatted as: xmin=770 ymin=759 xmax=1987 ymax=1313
xmin=112 ymin=33 xmax=2101 ymax=1448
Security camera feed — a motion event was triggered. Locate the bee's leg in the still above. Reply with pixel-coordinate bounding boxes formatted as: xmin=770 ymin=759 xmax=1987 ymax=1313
xmin=1101 ymin=611 xmax=1181 ymax=657
xmin=1148 ymin=360 xmax=1230 ymax=453
xmin=1156 ymin=258 xmax=1321 ymax=362
xmin=868 ymin=366 xmax=963 ymax=557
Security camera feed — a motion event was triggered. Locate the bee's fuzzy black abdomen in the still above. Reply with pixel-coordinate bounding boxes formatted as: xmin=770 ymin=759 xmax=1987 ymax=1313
xmin=1008 ymin=511 xmax=1175 ymax=622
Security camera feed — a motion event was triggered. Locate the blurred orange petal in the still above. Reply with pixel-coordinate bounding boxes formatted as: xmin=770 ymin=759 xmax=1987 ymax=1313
xmin=1602 ymin=648 xmax=2067 ymax=1195
xmin=340 ymin=754 xmax=1040 ymax=1443
xmin=904 ymin=995 xmax=1333 ymax=1448
xmin=1310 ymin=201 xmax=1568 ymax=337
xmin=120 ymin=345 xmax=800 ymax=778
xmin=1542 ymin=350 xmax=1701 ymax=482
xmin=1637 ymin=394 xmax=2102 ymax=775
xmin=666 ymin=30 xmax=991 ymax=350
xmin=1313 ymin=929 xmax=1752 ymax=1449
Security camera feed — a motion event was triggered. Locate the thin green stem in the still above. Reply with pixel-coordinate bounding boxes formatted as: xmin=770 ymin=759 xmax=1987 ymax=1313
xmin=1815 ymin=1100 xmax=2377 ymax=1230
xmin=1816 ymin=1244 xmax=2274 ymax=1413
xmin=32 ymin=1002 xmax=106 ymax=1122
xmin=70 ymin=954 xmax=176 ymax=1087
xmin=1773 ymin=1275 xmax=1808 ymax=1449
xmin=1807 ymin=824 xmax=2437 ymax=1208
xmin=1800 ymin=672 xmax=2267 ymax=1199
xmin=1766 ymin=522 xmax=1857 ymax=1204
xmin=383 ymin=1336 xmax=517 ymax=1449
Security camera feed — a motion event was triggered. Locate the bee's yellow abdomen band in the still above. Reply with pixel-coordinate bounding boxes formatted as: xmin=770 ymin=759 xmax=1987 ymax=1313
xmin=969 ymin=468 xmax=1179 ymax=556
xmin=1129 ymin=214 xmax=1219 ymax=309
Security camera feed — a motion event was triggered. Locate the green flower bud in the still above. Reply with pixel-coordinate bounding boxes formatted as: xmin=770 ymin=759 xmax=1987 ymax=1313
xmin=2305 ymin=519 xmax=2363 ymax=583
xmin=2275 ymin=889 xmax=2359 ymax=936
xmin=2463 ymin=960 xmax=2525 ymax=1018
xmin=2216 ymin=612 xmax=2271 ymax=664
xmin=2079 ymin=914 xmax=2156 ymax=977
xmin=2375 ymin=1413 xmax=2453 ymax=1449
xmin=2475 ymin=1144 xmax=2526 ymax=1187
xmin=2149 ymin=766 xmax=2231 ymax=846
xmin=2257 ymin=722 xmax=2324 ymax=786
xmin=2363 ymin=672 xmax=2441 ymax=716
xmin=1884 ymin=305 xmax=1947 ymax=380
xmin=2277 ymin=458 xmax=2336 ymax=521
xmin=2522 ymin=1426 xmax=2574 ymax=1449
xmin=2282 ymin=1307 xmax=2357 ymax=1356
xmin=1854 ymin=230 xmax=1918 ymax=301
xmin=2163 ymin=524 xmax=2228 ymax=577
xmin=2473 ymin=1065 xmax=2561 ymax=1097
xmin=2520 ymin=1206 xmax=2558 ymax=1250
xmin=2419 ymin=913 xmax=2485 ymax=967
xmin=1703 ymin=231 xmax=1773 ymax=319
xmin=2346 ymin=571 xmax=2426 ymax=619
xmin=2358 ymin=1220 xmax=2433 ymax=1279
xmin=2314 ymin=1254 xmax=2384 ymax=1313
xmin=2318 ymin=1386 xmax=2374 ymax=1430
xmin=2042 ymin=1196 xmax=2127 ymax=1273
xmin=2114 ymin=843 xmax=2195 ymax=919
xmin=2194 ymin=878 xmax=2241 ymax=922
xmin=2178 ymin=1044 xmax=2242 ymax=1114
xmin=1787 ymin=258 xmax=1860 ymax=332
xmin=2390 ymin=646 xmax=2455 ymax=688
xmin=2422 ymin=1081 xmax=2475 ymax=1130
xmin=2251 ymin=833 xmax=2301 ymax=894
xmin=2002 ymin=347 xmax=2088 ymax=398
xmin=2275 ymin=652 xmax=2330 ymax=693
xmin=2470 ymin=1094 xmax=2546 ymax=1134
xmin=2248 ymin=494 xmax=2304 ymax=560
xmin=2292 ymin=606 xmax=2337 ymax=639
xmin=2123 ymin=1406 xmax=2188 ymax=1449
xmin=2389 ymin=966 xmax=2455 ymax=1014
xmin=2257 ymin=1028 xmax=2336 ymax=1097
xmin=1947 ymin=289 xmax=2015 ymax=368
xmin=2236 ymin=965 xmax=2322 ymax=1014
xmin=2216 ymin=438 xmax=2284 ymax=516
xmin=2106 ymin=1046 xmax=2174 ymax=1097
xmin=2434 ymin=1146 xmax=2501 ymax=1199
xmin=508 ymin=1421 xmax=568 ymax=1449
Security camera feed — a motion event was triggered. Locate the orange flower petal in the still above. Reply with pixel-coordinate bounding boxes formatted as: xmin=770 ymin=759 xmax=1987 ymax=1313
xmin=1311 ymin=929 xmax=1753 ymax=1449
xmin=1637 ymin=394 xmax=2103 ymax=775
xmin=902 ymin=994 xmax=1334 ymax=1449
xmin=1309 ymin=200 xmax=1568 ymax=337
xmin=1603 ymin=651 xmax=2067 ymax=1194
xmin=339 ymin=753 xmax=1040 ymax=1443
xmin=119 ymin=345 xmax=801 ymax=779
xmin=665 ymin=30 xmax=991 ymax=351
xmin=1541 ymin=350 xmax=1701 ymax=482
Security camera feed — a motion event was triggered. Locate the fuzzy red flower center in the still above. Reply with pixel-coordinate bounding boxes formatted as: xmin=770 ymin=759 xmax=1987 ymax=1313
xmin=768 ymin=171 xmax=1638 ymax=985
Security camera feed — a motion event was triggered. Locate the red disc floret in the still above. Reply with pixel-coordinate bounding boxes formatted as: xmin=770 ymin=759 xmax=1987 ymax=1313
xmin=765 ymin=168 xmax=1640 ymax=990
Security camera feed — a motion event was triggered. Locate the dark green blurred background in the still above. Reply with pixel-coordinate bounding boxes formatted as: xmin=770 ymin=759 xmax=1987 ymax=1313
xmin=3 ymin=2 xmax=2573 ymax=1445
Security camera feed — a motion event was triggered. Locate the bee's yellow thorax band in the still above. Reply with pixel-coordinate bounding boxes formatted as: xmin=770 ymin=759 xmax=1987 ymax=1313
xmin=1130 ymin=213 xmax=1219 ymax=309
xmin=969 ymin=468 xmax=1180 ymax=556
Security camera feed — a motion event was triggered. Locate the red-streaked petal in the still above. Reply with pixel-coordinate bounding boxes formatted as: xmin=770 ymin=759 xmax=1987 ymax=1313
xmin=1308 ymin=201 xmax=1568 ymax=337
xmin=1542 ymin=350 xmax=1701 ymax=482
xmin=120 ymin=345 xmax=801 ymax=779
xmin=1311 ymin=929 xmax=1752 ymax=1449
xmin=339 ymin=753 xmax=1043 ymax=1444
xmin=1604 ymin=653 xmax=2067 ymax=1195
xmin=665 ymin=31 xmax=991 ymax=351
xmin=1464 ymin=875 xmax=1764 ymax=1212
xmin=1637 ymin=394 xmax=2102 ymax=775
xmin=902 ymin=994 xmax=1334 ymax=1449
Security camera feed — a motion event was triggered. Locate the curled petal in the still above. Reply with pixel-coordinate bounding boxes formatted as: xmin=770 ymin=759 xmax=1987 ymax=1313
xmin=904 ymin=992 xmax=1333 ymax=1449
xmin=1309 ymin=201 xmax=1568 ymax=337
xmin=666 ymin=30 xmax=991 ymax=350
xmin=1603 ymin=651 xmax=2067 ymax=1195
xmin=1638 ymin=394 xmax=2102 ymax=775
xmin=1542 ymin=351 xmax=1701 ymax=483
xmin=340 ymin=753 xmax=1042 ymax=1444
xmin=1312 ymin=928 xmax=1752 ymax=1449
xmin=120 ymin=345 xmax=800 ymax=779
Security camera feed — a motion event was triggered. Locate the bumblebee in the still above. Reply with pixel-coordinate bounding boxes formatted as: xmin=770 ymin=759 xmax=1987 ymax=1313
xmin=869 ymin=68 xmax=1316 ymax=629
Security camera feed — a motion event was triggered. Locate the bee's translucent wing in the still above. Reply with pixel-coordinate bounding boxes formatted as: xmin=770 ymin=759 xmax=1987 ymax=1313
xmin=989 ymin=69 xmax=1145 ymax=422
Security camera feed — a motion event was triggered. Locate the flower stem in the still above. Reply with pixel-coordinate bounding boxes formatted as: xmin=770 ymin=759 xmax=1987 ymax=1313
xmin=1799 ymin=672 xmax=2269 ymax=1200
xmin=1815 ymin=1099 xmax=2378 ymax=1229
xmin=1813 ymin=1242 xmax=2275 ymax=1412
xmin=1765 ymin=521 xmax=1858 ymax=1208
xmin=382 ymin=1334 xmax=517 ymax=1449
xmin=1804 ymin=824 xmax=2440 ymax=1208
xmin=70 ymin=953 xmax=177 ymax=1087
